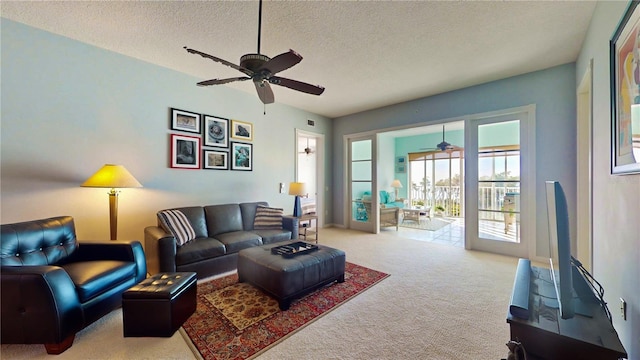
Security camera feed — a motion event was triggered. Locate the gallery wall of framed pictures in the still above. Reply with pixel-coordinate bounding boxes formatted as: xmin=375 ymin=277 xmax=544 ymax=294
xmin=169 ymin=107 xmax=253 ymax=171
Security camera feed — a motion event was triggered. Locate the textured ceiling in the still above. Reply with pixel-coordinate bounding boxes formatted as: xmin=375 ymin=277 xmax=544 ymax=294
xmin=2 ymin=1 xmax=596 ymax=119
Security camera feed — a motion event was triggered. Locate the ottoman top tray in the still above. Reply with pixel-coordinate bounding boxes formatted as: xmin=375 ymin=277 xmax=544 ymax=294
xmin=271 ymin=241 xmax=318 ymax=258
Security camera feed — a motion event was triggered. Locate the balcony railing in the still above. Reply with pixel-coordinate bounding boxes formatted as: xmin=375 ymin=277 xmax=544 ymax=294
xmin=410 ymin=185 xmax=519 ymax=220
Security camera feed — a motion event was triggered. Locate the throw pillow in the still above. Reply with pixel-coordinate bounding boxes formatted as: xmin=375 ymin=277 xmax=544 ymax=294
xmin=158 ymin=210 xmax=196 ymax=246
xmin=253 ymin=206 xmax=283 ymax=230
xmin=387 ymin=191 xmax=396 ymax=203
xmin=379 ymin=190 xmax=389 ymax=204
xmin=301 ymin=197 xmax=317 ymax=215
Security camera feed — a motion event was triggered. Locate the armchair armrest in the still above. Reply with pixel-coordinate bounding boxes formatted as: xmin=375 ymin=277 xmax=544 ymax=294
xmin=1 ymin=266 xmax=84 ymax=344
xmin=144 ymin=226 xmax=177 ymax=275
xmin=61 ymin=241 xmax=147 ymax=283
xmin=282 ymin=215 xmax=299 ymax=240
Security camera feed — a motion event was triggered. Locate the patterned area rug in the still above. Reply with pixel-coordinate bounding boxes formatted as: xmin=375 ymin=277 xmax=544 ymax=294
xmin=181 ymin=262 xmax=389 ymax=360
xmin=400 ymin=216 xmax=453 ymax=231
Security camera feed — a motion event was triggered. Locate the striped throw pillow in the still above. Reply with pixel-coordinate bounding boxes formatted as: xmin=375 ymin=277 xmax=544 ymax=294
xmin=253 ymin=206 xmax=283 ymax=230
xmin=158 ymin=210 xmax=196 ymax=246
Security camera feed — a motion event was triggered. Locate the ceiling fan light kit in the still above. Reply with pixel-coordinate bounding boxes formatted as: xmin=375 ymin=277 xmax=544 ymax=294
xmin=185 ymin=0 xmax=324 ymax=105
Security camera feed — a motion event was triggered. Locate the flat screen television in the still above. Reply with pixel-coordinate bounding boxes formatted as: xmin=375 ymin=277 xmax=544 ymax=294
xmin=545 ymin=180 xmax=575 ymax=319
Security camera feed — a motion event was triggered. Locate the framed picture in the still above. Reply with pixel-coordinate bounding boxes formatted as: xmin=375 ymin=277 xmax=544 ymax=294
xmin=231 ymin=119 xmax=253 ymax=141
xmin=203 ymin=149 xmax=229 ymax=170
xmin=395 ymin=156 xmax=406 ymax=173
xmin=231 ymin=142 xmax=252 ymax=171
xmin=203 ymin=115 xmax=229 ymax=148
xmin=171 ymin=108 xmax=201 ymax=134
xmin=610 ymin=0 xmax=640 ymax=175
xmin=170 ymin=134 xmax=201 ymax=169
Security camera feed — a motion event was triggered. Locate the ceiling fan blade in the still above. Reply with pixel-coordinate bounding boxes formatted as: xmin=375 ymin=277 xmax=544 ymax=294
xmin=184 ymin=46 xmax=254 ymax=76
xmin=254 ymin=80 xmax=274 ymax=104
xmin=258 ymin=50 xmax=302 ymax=74
xmin=269 ymin=76 xmax=325 ymax=95
xmin=197 ymin=77 xmax=251 ymax=86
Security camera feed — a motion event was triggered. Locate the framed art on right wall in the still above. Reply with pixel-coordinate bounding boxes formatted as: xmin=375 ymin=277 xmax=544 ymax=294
xmin=610 ymin=0 xmax=640 ymax=174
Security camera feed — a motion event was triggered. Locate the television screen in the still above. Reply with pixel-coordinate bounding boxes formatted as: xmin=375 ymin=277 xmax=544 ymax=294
xmin=545 ymin=181 xmax=575 ymax=319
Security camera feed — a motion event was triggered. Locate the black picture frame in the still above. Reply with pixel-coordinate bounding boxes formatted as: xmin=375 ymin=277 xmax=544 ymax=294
xmin=203 ymin=115 xmax=229 ymax=148
xmin=170 ymin=134 xmax=201 ymax=169
xmin=610 ymin=0 xmax=640 ymax=174
xmin=231 ymin=142 xmax=252 ymax=171
xmin=171 ymin=108 xmax=201 ymax=134
xmin=203 ymin=149 xmax=229 ymax=170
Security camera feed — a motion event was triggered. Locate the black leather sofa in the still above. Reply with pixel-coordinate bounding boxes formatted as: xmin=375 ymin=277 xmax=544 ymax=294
xmin=144 ymin=201 xmax=298 ymax=279
xmin=0 ymin=216 xmax=147 ymax=354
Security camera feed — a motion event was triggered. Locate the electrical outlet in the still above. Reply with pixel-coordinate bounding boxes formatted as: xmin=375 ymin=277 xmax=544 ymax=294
xmin=620 ymin=298 xmax=627 ymax=320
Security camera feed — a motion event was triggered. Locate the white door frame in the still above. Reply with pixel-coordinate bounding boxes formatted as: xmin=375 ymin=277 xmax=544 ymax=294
xmin=295 ymin=129 xmax=325 ymax=226
xmin=576 ymin=60 xmax=593 ymax=272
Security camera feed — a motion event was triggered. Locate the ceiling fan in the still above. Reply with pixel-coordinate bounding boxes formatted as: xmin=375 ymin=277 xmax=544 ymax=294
xmin=420 ymin=125 xmax=462 ymax=152
xmin=184 ymin=0 xmax=325 ymax=105
xmin=298 ymin=138 xmax=314 ymax=155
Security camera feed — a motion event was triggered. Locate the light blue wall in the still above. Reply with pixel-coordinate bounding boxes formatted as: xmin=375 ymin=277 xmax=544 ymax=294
xmin=576 ymin=2 xmax=639 ymax=357
xmin=333 ymin=64 xmax=577 ymax=255
xmin=0 ymin=19 xmax=332 ymax=241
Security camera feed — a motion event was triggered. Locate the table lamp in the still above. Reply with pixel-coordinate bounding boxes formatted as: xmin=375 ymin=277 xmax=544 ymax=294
xmin=288 ymin=182 xmax=306 ymax=217
xmin=391 ymin=179 xmax=403 ymax=198
xmin=82 ymin=164 xmax=142 ymax=240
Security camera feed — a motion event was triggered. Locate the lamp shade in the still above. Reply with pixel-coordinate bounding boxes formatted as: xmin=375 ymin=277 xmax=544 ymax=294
xmin=288 ymin=182 xmax=306 ymax=196
xmin=391 ymin=179 xmax=403 ymax=188
xmin=82 ymin=164 xmax=142 ymax=188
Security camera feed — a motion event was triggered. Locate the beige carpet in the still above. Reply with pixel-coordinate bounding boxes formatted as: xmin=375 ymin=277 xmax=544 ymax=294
xmin=1 ymin=228 xmax=517 ymax=360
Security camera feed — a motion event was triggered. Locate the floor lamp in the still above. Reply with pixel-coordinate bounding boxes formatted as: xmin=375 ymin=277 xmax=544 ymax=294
xmin=289 ymin=182 xmax=306 ymax=217
xmin=82 ymin=164 xmax=142 ymax=240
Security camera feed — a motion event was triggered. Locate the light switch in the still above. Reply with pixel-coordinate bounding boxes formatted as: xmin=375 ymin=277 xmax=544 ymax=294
xmin=279 ymin=183 xmax=285 ymax=194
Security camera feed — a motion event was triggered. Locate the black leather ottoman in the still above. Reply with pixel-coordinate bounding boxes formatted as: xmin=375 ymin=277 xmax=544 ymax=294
xmin=122 ymin=272 xmax=197 ymax=337
xmin=238 ymin=242 xmax=346 ymax=310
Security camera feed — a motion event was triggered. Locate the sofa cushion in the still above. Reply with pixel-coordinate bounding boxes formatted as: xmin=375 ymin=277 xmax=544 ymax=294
xmin=253 ymin=206 xmax=284 ymax=230
xmin=239 ymin=202 xmax=269 ymax=230
xmin=62 ymin=260 xmax=137 ymax=303
xmin=204 ymin=204 xmax=244 ymax=236
xmin=214 ymin=231 xmax=262 ymax=254
xmin=252 ymin=229 xmax=292 ymax=245
xmin=158 ymin=210 xmax=196 ymax=246
xmin=387 ymin=191 xmax=396 ymax=203
xmin=379 ymin=190 xmax=389 ymax=204
xmin=175 ymin=238 xmax=226 ymax=267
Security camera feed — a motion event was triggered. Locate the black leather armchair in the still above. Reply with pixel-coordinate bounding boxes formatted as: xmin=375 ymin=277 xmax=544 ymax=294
xmin=0 ymin=216 xmax=146 ymax=354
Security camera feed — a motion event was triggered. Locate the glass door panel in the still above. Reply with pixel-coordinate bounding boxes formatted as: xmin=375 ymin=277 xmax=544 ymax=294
xmin=466 ymin=110 xmax=533 ymax=258
xmin=349 ymin=137 xmax=376 ymax=232
xmin=476 ymin=121 xmax=521 ymax=243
